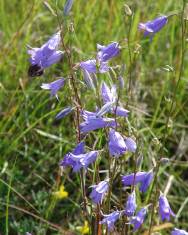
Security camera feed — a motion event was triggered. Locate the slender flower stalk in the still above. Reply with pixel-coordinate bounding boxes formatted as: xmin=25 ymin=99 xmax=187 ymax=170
xmin=148 ymin=5 xmax=186 ymax=235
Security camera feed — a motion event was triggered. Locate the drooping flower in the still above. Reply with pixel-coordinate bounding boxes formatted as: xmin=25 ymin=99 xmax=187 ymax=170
xmin=55 ymin=106 xmax=73 ymax=120
xmin=100 ymin=211 xmax=120 ymax=232
xmin=159 ymin=194 xmax=175 ymax=221
xmin=125 ymin=190 xmax=137 ymax=216
xmin=113 ymin=106 xmax=129 ymax=117
xmin=80 ymin=110 xmax=116 ymax=133
xmin=80 ymin=59 xmax=109 ymax=74
xmin=69 ymin=151 xmax=98 ymax=171
xmin=101 ymin=82 xmax=117 ymax=104
xmin=124 ymin=137 xmax=137 ymax=153
xmin=101 ymin=82 xmax=129 ymax=117
xmin=60 ymin=143 xmax=98 ymax=172
xmin=139 ymin=170 xmax=154 ymax=193
xmin=97 ymin=42 xmax=120 ymax=62
xmin=90 ymin=180 xmax=109 ymax=204
xmin=80 ymin=60 xmax=97 ymax=73
xmin=108 ymin=129 xmax=127 ymax=157
xmin=122 ymin=170 xmax=153 ymax=192
xmin=138 ymin=15 xmax=168 ymax=37
xmin=60 ymin=142 xmax=85 ymax=170
xmin=77 ymin=221 xmax=90 ymax=234
xmin=171 ymin=228 xmax=188 ymax=235
xmin=41 ymin=78 xmax=65 ymax=99
xmin=53 ymin=185 xmax=68 ymax=199
xmin=80 ymin=42 xmax=119 ymax=74
xmin=130 ymin=207 xmax=147 ymax=231
xmin=122 ymin=172 xmax=146 ymax=186
xmin=96 ymin=102 xmax=115 ymax=117
xmin=27 ymin=32 xmax=63 ymax=74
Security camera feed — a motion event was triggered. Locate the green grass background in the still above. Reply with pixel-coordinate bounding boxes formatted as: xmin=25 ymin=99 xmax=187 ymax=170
xmin=0 ymin=0 xmax=188 ymax=234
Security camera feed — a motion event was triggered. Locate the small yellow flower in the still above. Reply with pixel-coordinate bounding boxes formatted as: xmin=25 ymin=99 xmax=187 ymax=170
xmin=77 ymin=221 xmax=90 ymax=235
xmin=53 ymin=185 xmax=68 ymax=199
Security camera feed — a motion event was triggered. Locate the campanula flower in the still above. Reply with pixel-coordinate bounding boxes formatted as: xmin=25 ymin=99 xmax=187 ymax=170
xmin=96 ymin=102 xmax=115 ymax=117
xmin=60 ymin=142 xmax=85 ymax=171
xmin=108 ymin=129 xmax=127 ymax=157
xmin=101 ymin=82 xmax=129 ymax=117
xmin=124 ymin=137 xmax=137 ymax=153
xmin=101 ymin=82 xmax=117 ymax=104
xmin=171 ymin=228 xmax=188 ymax=235
xmin=122 ymin=170 xmax=153 ymax=192
xmin=114 ymin=106 xmax=129 ymax=117
xmin=138 ymin=16 xmax=168 ymax=37
xmin=90 ymin=180 xmax=109 ymax=204
xmin=80 ymin=59 xmax=109 ymax=74
xmin=61 ymin=142 xmax=97 ymax=173
xmin=80 ymin=42 xmax=119 ymax=74
xmin=125 ymin=190 xmax=137 ymax=216
xmin=55 ymin=106 xmax=73 ymax=120
xmin=80 ymin=110 xmax=116 ymax=133
xmin=122 ymin=172 xmax=146 ymax=186
xmin=139 ymin=170 xmax=153 ymax=193
xmin=97 ymin=42 xmax=120 ymax=62
xmin=80 ymin=60 xmax=97 ymax=73
xmin=82 ymin=110 xmax=98 ymax=119
xmin=41 ymin=78 xmax=65 ymax=100
xmin=130 ymin=208 xmax=147 ymax=231
xmin=68 ymin=151 xmax=98 ymax=171
xmin=100 ymin=211 xmax=120 ymax=232
xmin=159 ymin=194 xmax=175 ymax=221
xmin=27 ymin=32 xmax=63 ymax=70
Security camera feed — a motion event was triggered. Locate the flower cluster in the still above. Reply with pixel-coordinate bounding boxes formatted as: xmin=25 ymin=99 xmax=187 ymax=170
xmin=26 ymin=11 xmax=188 ymax=234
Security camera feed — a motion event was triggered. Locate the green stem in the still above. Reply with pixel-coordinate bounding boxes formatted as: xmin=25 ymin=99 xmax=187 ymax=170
xmin=148 ymin=2 xmax=186 ymax=234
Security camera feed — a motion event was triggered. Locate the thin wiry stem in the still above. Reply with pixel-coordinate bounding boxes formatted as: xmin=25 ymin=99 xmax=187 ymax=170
xmin=54 ymin=5 xmax=88 ymax=218
xmin=148 ymin=2 xmax=186 ymax=234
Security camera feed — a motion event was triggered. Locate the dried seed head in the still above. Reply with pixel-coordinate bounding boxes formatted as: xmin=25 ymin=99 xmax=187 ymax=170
xmin=124 ymin=4 xmax=132 ymax=16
